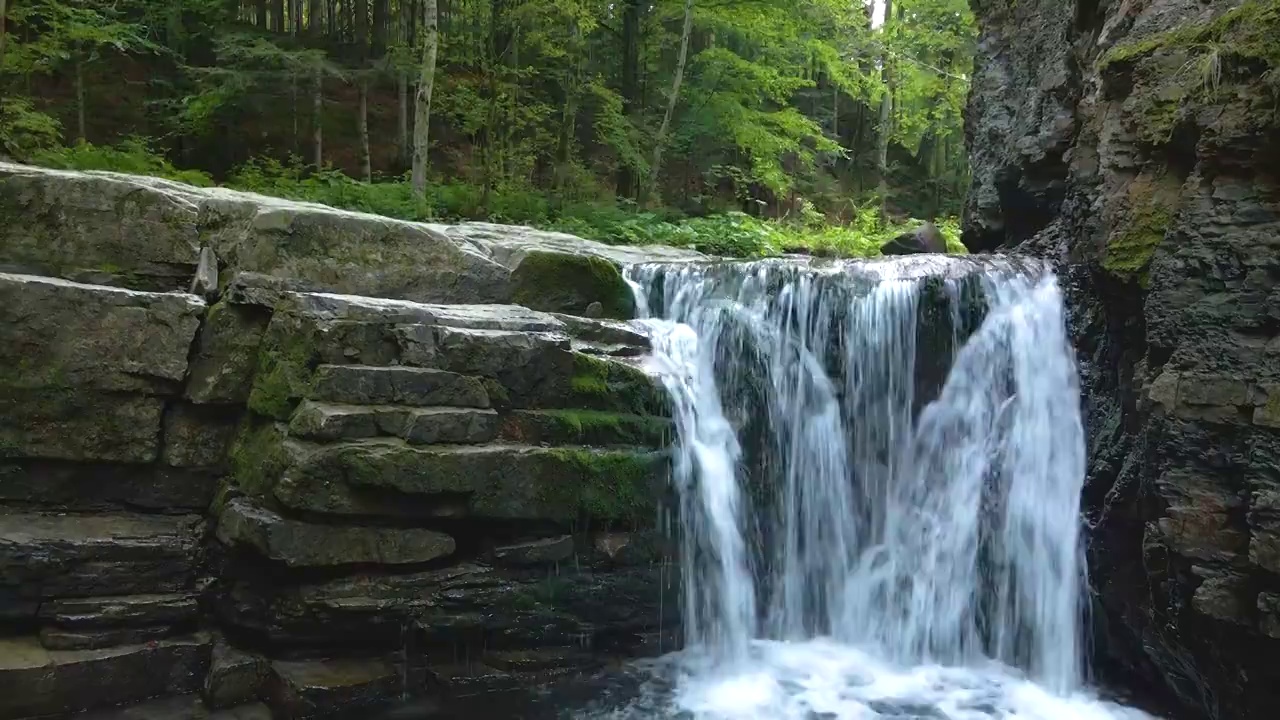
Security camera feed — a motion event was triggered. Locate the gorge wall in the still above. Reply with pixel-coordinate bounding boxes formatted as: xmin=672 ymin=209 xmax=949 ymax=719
xmin=964 ymin=0 xmax=1280 ymax=717
xmin=0 ymin=163 xmax=696 ymax=719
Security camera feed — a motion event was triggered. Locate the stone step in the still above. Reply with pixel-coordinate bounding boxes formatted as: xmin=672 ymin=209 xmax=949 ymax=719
xmin=266 ymin=657 xmax=411 ymax=720
xmin=243 ymin=434 xmax=666 ymax=523
xmin=496 ymin=409 xmax=671 ymax=448
xmin=71 ymin=696 xmax=271 ymax=720
xmin=0 ymin=633 xmax=212 ymax=719
xmin=0 ymin=512 xmax=204 ymax=621
xmin=307 ymin=365 xmax=492 ymax=409
xmin=215 ymin=497 xmax=455 ymax=568
xmin=289 ymin=400 xmax=500 ymax=445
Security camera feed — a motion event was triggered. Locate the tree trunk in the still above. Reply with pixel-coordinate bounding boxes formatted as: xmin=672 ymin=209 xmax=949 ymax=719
xmin=411 ymin=0 xmax=439 ymax=197
xmin=647 ymin=0 xmax=694 ymax=199
xmin=0 ymin=0 xmax=9 ymax=71
xmin=312 ymin=67 xmax=323 ymax=169
xmin=372 ymin=0 xmax=388 ymax=57
xmin=876 ymin=0 xmax=894 ymax=223
xmin=357 ymin=80 xmax=372 ymax=180
xmin=75 ymin=56 xmax=87 ymax=143
xmin=615 ymin=0 xmax=641 ymax=198
xmin=256 ymin=0 xmax=267 ymax=27
xmin=273 ymin=0 xmax=285 ymax=30
xmin=398 ymin=73 xmax=409 ymax=168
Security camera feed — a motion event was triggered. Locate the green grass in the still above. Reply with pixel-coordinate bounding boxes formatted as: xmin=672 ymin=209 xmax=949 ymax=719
xmin=29 ymin=140 xmax=968 ymax=260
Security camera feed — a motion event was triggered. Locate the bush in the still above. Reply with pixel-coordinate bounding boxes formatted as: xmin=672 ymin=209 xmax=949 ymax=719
xmin=24 ymin=142 xmax=968 ymax=259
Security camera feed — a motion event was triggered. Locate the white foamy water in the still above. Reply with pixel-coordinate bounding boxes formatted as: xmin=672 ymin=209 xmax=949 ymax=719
xmin=595 ymin=257 xmax=1157 ymax=720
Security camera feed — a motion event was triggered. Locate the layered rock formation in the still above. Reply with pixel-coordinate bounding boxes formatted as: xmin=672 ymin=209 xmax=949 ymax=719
xmin=0 ymin=164 xmax=694 ymax=718
xmin=964 ymin=0 xmax=1280 ymax=716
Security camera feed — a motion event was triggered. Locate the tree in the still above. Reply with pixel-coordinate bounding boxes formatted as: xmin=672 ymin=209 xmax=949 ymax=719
xmin=411 ymin=0 xmax=438 ymax=196
xmin=647 ymin=0 xmax=694 ymax=199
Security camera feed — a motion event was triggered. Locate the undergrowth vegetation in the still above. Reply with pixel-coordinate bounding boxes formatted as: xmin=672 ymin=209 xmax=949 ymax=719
xmin=32 ymin=140 xmax=965 ymax=259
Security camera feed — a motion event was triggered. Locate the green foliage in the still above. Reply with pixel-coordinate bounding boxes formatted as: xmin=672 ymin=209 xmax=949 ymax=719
xmin=0 ymin=98 xmax=63 ymax=159
xmin=32 ymin=138 xmax=214 ymax=185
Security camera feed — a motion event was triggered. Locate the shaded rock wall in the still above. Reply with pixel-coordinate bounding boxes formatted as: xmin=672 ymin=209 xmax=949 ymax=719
xmin=964 ymin=1 xmax=1280 ymax=717
xmin=0 ymin=166 xmax=690 ymax=719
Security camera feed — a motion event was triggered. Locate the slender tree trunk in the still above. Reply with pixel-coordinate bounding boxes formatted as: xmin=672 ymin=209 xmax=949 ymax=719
xmin=616 ymin=0 xmax=641 ymax=198
xmin=647 ymin=0 xmax=694 ymax=199
xmin=256 ymin=0 xmax=267 ymax=27
xmin=312 ymin=69 xmax=323 ymax=168
xmin=273 ymin=0 xmax=285 ymax=30
xmin=398 ymin=73 xmax=409 ymax=168
xmin=875 ymin=0 xmax=894 ymax=223
xmin=554 ymin=22 xmax=582 ymax=191
xmin=0 ymin=0 xmax=9 ymax=71
xmin=357 ymin=80 xmax=372 ymax=180
xmin=75 ymin=57 xmax=87 ymax=143
xmin=411 ymin=0 xmax=439 ymax=197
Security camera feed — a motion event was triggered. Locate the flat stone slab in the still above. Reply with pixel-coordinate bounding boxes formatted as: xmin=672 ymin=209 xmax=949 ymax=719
xmin=0 ymin=512 xmax=203 ymax=619
xmin=39 ymin=593 xmax=199 ymax=628
xmin=489 ymin=536 xmax=576 ymax=567
xmin=204 ymin=639 xmax=271 ymax=710
xmin=289 ymin=401 xmax=499 ymax=444
xmin=0 ymin=633 xmax=212 ymax=718
xmin=74 ymin=696 xmax=272 ymax=720
xmin=38 ymin=624 xmax=176 ymax=651
xmin=497 ymin=409 xmax=671 ymax=448
xmin=216 ymin=498 xmax=456 ymax=567
xmin=308 ymin=365 xmax=491 ymax=408
xmin=266 ymin=658 xmax=405 ymax=719
xmin=265 ymin=439 xmax=666 ymax=523
xmin=0 ymin=459 xmax=220 ymax=512
xmin=0 ymin=273 xmax=205 ymax=394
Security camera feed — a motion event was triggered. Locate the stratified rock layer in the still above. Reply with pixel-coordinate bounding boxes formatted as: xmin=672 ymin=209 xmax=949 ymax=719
xmin=964 ymin=0 xmax=1280 ymax=716
xmin=0 ymin=168 xmax=688 ymax=719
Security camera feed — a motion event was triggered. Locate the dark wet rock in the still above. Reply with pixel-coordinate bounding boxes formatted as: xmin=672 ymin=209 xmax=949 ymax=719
xmin=265 ymin=657 xmax=409 ymax=719
xmin=0 ymin=512 xmax=203 ymax=620
xmin=879 ymin=222 xmax=947 ymax=256
xmin=39 ymin=593 xmax=199 ymax=628
xmin=75 ymin=696 xmax=272 ymax=720
xmin=186 ymin=301 xmax=272 ymax=405
xmin=965 ymin=0 xmax=1280 ymax=716
xmin=215 ymin=498 xmax=456 ymax=568
xmin=0 ymin=460 xmax=220 ymax=512
xmin=489 ymin=536 xmax=576 ymax=567
xmin=497 ymin=409 xmax=671 ymax=448
xmin=0 ymin=633 xmax=212 ymax=718
xmin=204 ymin=639 xmax=271 ymax=710
xmin=191 ymin=246 xmax=220 ymax=301
xmin=38 ymin=624 xmax=177 ymax=651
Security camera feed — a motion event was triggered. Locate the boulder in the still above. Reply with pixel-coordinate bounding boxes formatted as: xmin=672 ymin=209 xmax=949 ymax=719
xmin=204 ymin=639 xmax=271 ymax=710
xmin=508 ymin=250 xmax=635 ymax=319
xmin=266 ymin=658 xmax=408 ymax=720
xmin=0 ymin=633 xmax=212 ymax=718
xmin=215 ymin=498 xmax=456 ymax=567
xmin=879 ymin=222 xmax=947 ymax=255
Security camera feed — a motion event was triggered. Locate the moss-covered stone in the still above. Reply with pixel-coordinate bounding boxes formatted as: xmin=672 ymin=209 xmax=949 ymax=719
xmin=228 ymin=420 xmax=292 ymax=500
xmin=1102 ymin=172 xmax=1179 ymax=286
xmin=246 ymin=312 xmax=321 ymax=420
xmin=509 ymin=251 xmax=635 ymax=319
xmin=1100 ymin=1 xmax=1280 ymax=70
xmin=269 ymin=439 xmax=666 ymax=525
xmin=186 ymin=300 xmax=272 ymax=405
xmin=551 ymin=354 xmax=669 ymax=416
xmin=498 ymin=409 xmax=671 ymax=448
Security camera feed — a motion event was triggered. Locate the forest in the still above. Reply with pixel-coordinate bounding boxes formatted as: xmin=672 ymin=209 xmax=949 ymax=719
xmin=0 ymin=0 xmax=975 ymax=256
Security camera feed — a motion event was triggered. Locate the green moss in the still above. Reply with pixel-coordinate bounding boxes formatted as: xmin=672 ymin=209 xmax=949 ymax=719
xmin=503 ymin=409 xmax=672 ymax=447
xmin=227 ymin=420 xmax=290 ymax=500
xmin=1101 ymin=1 xmax=1280 ymax=70
xmin=246 ymin=315 xmax=319 ymax=420
xmin=538 ymin=448 xmax=663 ymax=524
xmin=510 ymin=251 xmax=636 ymax=319
xmin=561 ymin=353 xmax=667 ymax=416
xmin=1102 ymin=175 xmax=1177 ymax=286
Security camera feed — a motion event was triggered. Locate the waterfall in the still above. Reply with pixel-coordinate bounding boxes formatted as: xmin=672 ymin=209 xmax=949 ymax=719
xmin=606 ymin=256 xmax=1153 ymax=720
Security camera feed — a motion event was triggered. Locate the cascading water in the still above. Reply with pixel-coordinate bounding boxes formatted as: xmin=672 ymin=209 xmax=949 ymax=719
xmin=589 ymin=256 xmax=1156 ymax=720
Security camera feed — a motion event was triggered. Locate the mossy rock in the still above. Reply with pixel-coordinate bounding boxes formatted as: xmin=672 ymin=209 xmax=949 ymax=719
xmin=1102 ymin=172 xmax=1180 ymax=286
xmin=498 ymin=409 xmax=672 ymax=448
xmin=509 ymin=251 xmax=635 ymax=319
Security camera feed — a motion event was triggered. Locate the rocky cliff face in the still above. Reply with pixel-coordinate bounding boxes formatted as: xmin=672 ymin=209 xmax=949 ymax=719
xmin=0 ymin=164 xmax=698 ymax=719
xmin=964 ymin=0 xmax=1280 ymax=716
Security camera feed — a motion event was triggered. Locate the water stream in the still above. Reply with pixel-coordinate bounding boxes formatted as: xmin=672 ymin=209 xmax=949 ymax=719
xmin=577 ymin=256 xmax=1155 ymax=720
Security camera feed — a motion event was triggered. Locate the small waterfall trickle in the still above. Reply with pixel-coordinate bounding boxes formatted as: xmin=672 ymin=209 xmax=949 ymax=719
xmin=600 ymin=256 xmax=1153 ymax=720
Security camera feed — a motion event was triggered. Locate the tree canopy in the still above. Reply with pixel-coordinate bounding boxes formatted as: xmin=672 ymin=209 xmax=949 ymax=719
xmin=0 ymin=0 xmax=975 ymax=248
